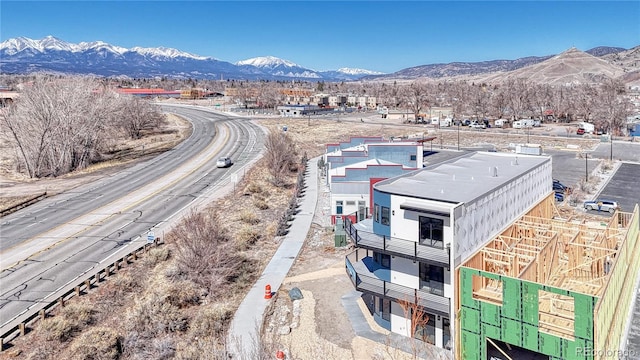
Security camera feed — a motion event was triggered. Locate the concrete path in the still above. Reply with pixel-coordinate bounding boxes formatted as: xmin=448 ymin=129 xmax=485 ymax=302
xmin=227 ymin=157 xmax=319 ymax=359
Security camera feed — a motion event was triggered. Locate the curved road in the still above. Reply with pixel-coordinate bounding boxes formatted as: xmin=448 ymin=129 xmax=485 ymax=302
xmin=0 ymin=105 xmax=265 ymax=332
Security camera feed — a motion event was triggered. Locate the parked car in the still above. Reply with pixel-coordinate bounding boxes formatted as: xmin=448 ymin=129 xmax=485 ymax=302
xmin=553 ymin=179 xmax=572 ymax=194
xmin=584 ymin=200 xmax=619 ymax=213
xmin=577 ymin=128 xmax=585 ymax=135
xmin=555 ymin=192 xmax=565 ymax=202
xmin=216 ymin=157 xmax=232 ymax=168
xmin=469 ymin=123 xmax=486 ymax=129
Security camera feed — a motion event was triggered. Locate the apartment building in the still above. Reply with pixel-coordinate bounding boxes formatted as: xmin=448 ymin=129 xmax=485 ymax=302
xmin=324 ymin=140 xmax=423 ymax=224
xmin=324 ymin=137 xmax=423 ymax=225
xmin=457 ymin=197 xmax=640 ymax=359
xmin=344 ymin=152 xmax=552 ymax=352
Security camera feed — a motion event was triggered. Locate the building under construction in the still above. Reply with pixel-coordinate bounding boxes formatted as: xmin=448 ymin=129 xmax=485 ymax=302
xmin=456 ymin=195 xmax=640 ymax=359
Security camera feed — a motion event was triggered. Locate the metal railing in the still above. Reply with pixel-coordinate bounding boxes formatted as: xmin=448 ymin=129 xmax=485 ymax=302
xmin=344 ymin=216 xmax=450 ymax=268
xmin=345 ymin=251 xmax=450 ymax=317
xmin=0 ymin=239 xmax=163 ymax=351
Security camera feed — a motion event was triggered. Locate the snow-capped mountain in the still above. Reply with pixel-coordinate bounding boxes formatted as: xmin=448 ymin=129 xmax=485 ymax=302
xmin=235 ymin=56 xmax=322 ymax=79
xmin=336 ymin=67 xmax=385 ymax=76
xmin=0 ymin=36 xmax=382 ymax=81
xmin=235 ymin=56 xmax=299 ymax=68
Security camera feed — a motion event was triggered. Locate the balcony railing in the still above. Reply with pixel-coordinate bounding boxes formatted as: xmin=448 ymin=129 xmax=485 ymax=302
xmin=345 ymin=251 xmax=450 ymax=317
xmin=344 ymin=215 xmax=450 ymax=268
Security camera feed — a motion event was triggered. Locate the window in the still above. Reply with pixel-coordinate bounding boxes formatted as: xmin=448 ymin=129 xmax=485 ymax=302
xmin=419 ymin=216 xmax=444 ymax=248
xmin=380 ymin=298 xmax=391 ymax=321
xmin=375 ymin=252 xmax=391 ymax=268
xmin=381 ymin=206 xmax=390 ymax=225
xmin=374 ymin=204 xmax=380 ymax=223
xmin=443 ymin=318 xmax=451 ymax=349
xmin=419 ymin=263 xmax=444 ymax=295
xmin=414 ymin=312 xmax=436 ymax=344
xmin=336 ymin=200 xmax=343 ymax=215
xmin=410 ymin=154 xmax=417 ymax=161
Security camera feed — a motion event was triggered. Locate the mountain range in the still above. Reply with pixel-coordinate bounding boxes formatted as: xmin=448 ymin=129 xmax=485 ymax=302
xmin=1 ymin=36 xmax=638 ymax=84
xmin=0 ymin=36 xmax=383 ymax=81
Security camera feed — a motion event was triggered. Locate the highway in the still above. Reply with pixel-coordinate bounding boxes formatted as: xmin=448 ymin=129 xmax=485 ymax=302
xmin=0 ymin=105 xmax=265 ymax=331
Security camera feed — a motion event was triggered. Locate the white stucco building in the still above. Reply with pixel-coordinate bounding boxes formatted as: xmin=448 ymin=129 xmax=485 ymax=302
xmin=345 ymin=151 xmax=553 ymax=352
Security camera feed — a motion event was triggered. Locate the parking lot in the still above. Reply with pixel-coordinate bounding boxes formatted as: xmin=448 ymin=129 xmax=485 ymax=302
xmin=595 ymin=162 xmax=640 ymax=214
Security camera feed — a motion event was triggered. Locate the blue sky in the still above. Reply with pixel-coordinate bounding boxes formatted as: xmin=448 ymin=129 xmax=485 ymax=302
xmin=1 ymin=1 xmax=639 ymax=73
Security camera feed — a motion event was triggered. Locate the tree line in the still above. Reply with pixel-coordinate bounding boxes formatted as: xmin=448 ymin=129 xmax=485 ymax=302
xmin=0 ymin=74 xmax=634 ymax=179
xmin=0 ymin=75 xmax=163 ymax=178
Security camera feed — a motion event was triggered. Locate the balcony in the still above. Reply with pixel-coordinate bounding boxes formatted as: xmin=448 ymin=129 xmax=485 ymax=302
xmin=344 ymin=216 xmax=450 ymax=268
xmin=345 ymin=250 xmax=450 ymax=317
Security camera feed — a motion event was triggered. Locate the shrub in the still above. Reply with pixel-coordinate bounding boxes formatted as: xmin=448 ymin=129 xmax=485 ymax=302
xmin=40 ymin=317 xmax=77 ymax=342
xmin=169 ymin=211 xmax=242 ymax=293
xmin=235 ymin=226 xmax=261 ymax=250
xmin=144 ymin=246 xmax=170 ymax=267
xmin=126 ymin=292 xmax=188 ymax=335
xmin=175 ymin=338 xmax=226 ymax=360
xmin=98 ymin=271 xmax=141 ymax=303
xmin=189 ymin=303 xmax=235 ymax=338
xmin=237 ymin=209 xmax=260 ymax=224
xmin=165 ymin=280 xmax=203 ymax=308
xmin=68 ymin=327 xmax=122 ymax=360
xmin=59 ymin=302 xmax=94 ymax=327
xmin=245 ymin=181 xmax=263 ymax=194
xmin=253 ymin=198 xmax=269 ymax=210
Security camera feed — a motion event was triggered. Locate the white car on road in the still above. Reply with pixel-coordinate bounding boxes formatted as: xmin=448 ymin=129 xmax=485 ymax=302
xmin=216 ymin=157 xmax=232 ymax=168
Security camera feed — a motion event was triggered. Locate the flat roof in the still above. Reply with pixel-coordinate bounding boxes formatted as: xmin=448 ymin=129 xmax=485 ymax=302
xmin=330 ymin=158 xmax=403 ymax=176
xmin=375 ymin=151 xmax=551 ymax=204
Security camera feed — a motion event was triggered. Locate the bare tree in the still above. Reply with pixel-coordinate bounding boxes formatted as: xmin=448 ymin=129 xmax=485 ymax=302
xmin=504 ymin=78 xmax=532 ymax=120
xmin=596 ymin=79 xmax=631 ymax=135
xmin=120 ymin=97 xmax=164 ymax=139
xmin=574 ymin=84 xmax=598 ymax=123
xmin=264 ymin=131 xmax=297 ymax=187
xmin=398 ymin=81 xmax=430 ymax=122
xmin=170 ymin=210 xmax=242 ymax=296
xmin=490 ymin=86 xmax=510 ymax=120
xmin=0 ymin=75 xmax=121 ymax=177
xmin=530 ymin=84 xmax=554 ymax=123
xmin=469 ymin=84 xmax=491 ymax=121
xmin=397 ymin=297 xmax=436 ymax=360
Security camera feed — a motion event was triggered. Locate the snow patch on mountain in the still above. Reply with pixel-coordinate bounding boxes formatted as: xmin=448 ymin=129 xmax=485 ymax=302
xmin=236 ymin=56 xmax=299 ymax=68
xmin=130 ymin=46 xmax=209 ymax=60
xmin=337 ymin=67 xmax=385 ymax=75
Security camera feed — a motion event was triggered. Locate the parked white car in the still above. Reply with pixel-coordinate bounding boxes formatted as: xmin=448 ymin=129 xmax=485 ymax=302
xmin=584 ymin=200 xmax=618 ymax=213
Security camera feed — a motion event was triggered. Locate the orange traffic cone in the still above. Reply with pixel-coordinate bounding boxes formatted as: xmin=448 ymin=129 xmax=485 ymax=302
xmin=264 ymin=284 xmax=272 ymax=299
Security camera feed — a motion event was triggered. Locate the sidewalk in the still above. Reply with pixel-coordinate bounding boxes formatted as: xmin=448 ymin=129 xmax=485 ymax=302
xmin=227 ymin=157 xmax=319 ymax=359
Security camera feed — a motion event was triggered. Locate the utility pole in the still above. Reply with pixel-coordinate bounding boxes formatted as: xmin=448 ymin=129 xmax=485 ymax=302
xmin=585 ymin=152 xmax=589 ymax=182
xmin=457 ymin=119 xmax=460 ymax=151
xmin=610 ymin=122 xmax=613 ymax=161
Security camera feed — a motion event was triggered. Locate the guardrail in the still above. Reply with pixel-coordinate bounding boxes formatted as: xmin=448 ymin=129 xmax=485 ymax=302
xmin=0 ymin=238 xmax=164 ymax=351
xmin=0 ymin=192 xmax=47 ymax=217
